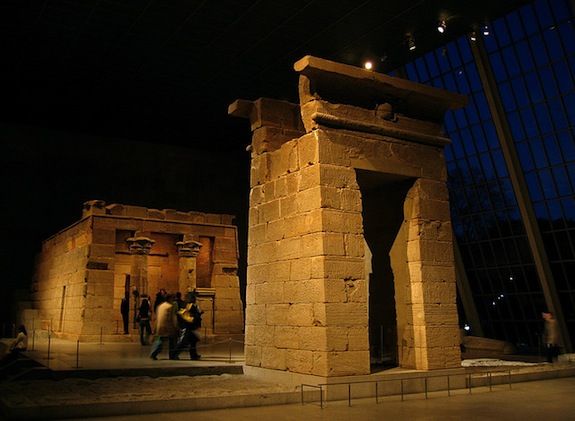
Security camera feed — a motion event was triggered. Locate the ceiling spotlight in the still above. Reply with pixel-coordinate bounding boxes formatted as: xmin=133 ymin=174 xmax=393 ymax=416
xmin=482 ymin=25 xmax=490 ymax=36
xmin=408 ymin=35 xmax=416 ymax=51
xmin=437 ymin=20 xmax=447 ymax=33
xmin=470 ymin=31 xmax=477 ymax=42
xmin=364 ymin=60 xmax=373 ymax=70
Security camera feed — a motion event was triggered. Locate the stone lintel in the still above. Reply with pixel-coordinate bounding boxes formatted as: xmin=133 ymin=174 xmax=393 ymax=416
xmin=228 ymin=97 xmax=304 ymax=132
xmin=294 ymin=55 xmax=467 ymax=122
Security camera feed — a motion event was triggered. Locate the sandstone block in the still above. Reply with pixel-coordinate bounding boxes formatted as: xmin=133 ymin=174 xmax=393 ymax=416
xmin=317 ymin=137 xmax=351 ymax=166
xmin=346 ymin=326 xmax=369 ymax=351
xmin=287 ymin=303 xmax=314 ymax=326
xmin=254 ymin=324 xmax=275 ymax=346
xmin=286 ymin=172 xmax=301 ymax=195
xmin=323 ymin=302 xmax=368 ymax=327
xmin=266 ymin=219 xmax=286 ymax=241
xmin=289 ymin=257 xmax=312 ymax=281
xmin=409 ymin=281 xmax=457 ymax=305
xmin=297 ymin=133 xmax=319 ymax=168
xmin=255 ymin=282 xmax=284 ymax=304
xmin=261 ymin=346 xmax=287 ymax=370
xmin=91 ymin=229 xmax=115 ymax=245
xmin=250 ymin=186 xmax=265 ymax=207
xmin=321 ymin=209 xmax=363 ymax=234
xmin=298 ymin=165 xmax=321 ymax=191
xmin=266 ymin=304 xmax=290 ymax=325
xmin=245 ymin=345 xmax=262 ymax=366
xmin=311 ymin=256 xmax=364 ymax=280
xmin=260 ymin=199 xmax=280 ymax=222
xmin=246 ymin=304 xmax=266 ymax=325
xmin=280 ymin=195 xmax=298 ymax=218
xmin=274 ymin=326 xmax=299 ymax=348
xmin=344 ymin=234 xmax=365 ymax=257
xmin=283 ymin=279 xmax=325 ymax=303
xmin=275 ymin=177 xmax=288 ymax=198
xmin=325 ymin=350 xmax=370 ymax=376
xmin=299 ymin=326 xmax=328 ymax=350
xmin=276 ymin=237 xmax=302 ymax=260
xmin=248 ymin=223 xmax=266 ymax=246
xmin=286 ymin=349 xmax=313 ymax=374
xmin=270 ymin=141 xmax=299 ymax=179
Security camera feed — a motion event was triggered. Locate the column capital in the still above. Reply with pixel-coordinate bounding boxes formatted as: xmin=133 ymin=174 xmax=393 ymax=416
xmin=126 ymin=236 xmax=155 ymax=255
xmin=176 ymin=240 xmax=202 ymax=258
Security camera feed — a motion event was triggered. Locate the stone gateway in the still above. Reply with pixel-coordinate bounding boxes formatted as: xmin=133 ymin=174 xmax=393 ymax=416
xmin=230 ymin=56 xmax=467 ymax=378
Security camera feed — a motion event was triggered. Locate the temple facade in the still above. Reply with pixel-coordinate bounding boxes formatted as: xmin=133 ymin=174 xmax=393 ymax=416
xmin=26 ymin=200 xmax=244 ymax=341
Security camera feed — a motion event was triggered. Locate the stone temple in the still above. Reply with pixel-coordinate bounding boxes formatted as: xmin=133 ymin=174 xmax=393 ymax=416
xmin=26 ymin=200 xmax=244 ymax=341
xmin=230 ymin=56 xmax=467 ymax=380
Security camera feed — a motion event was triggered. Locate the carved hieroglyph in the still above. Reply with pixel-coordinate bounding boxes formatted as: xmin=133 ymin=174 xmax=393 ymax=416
xmin=230 ymin=56 xmax=466 ymax=376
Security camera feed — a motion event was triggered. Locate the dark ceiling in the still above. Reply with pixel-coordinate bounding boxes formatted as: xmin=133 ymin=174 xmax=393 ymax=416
xmin=3 ymin=0 xmax=531 ymax=152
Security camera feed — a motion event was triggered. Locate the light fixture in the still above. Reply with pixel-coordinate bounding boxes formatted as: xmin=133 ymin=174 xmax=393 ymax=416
xmin=470 ymin=31 xmax=477 ymax=42
xmin=437 ymin=20 xmax=447 ymax=33
xmin=408 ymin=34 xmax=416 ymax=51
xmin=482 ymin=24 xmax=490 ymax=36
xmin=364 ymin=60 xmax=373 ymax=70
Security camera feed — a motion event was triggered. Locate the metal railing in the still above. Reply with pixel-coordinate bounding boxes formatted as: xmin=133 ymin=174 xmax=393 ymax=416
xmin=301 ymin=368 xmax=513 ymax=408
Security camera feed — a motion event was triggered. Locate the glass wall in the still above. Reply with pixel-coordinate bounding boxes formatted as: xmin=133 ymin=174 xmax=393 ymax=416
xmin=403 ymin=0 xmax=575 ymax=351
xmin=484 ymin=0 xmax=575 ymax=346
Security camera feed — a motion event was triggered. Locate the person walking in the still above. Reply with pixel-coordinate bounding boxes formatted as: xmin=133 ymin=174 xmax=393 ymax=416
xmin=137 ymin=295 xmax=152 ymax=345
xmin=150 ymin=294 xmax=178 ymax=360
xmin=542 ymin=311 xmax=560 ymax=363
xmin=173 ymin=292 xmax=203 ymax=360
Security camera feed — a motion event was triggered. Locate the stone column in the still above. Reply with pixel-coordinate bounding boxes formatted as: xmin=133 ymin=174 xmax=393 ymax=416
xmin=176 ymin=240 xmax=203 ymax=294
xmin=126 ymin=236 xmax=155 ymax=296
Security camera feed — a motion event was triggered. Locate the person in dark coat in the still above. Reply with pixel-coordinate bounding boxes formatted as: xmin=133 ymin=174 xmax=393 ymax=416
xmin=137 ymin=295 xmax=152 ymax=345
xmin=173 ymin=293 xmax=203 ymax=360
xmin=120 ymin=297 xmax=130 ymax=334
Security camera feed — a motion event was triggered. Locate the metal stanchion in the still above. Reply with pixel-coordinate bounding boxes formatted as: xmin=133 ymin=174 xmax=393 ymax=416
xmin=228 ymin=337 xmax=232 ymax=363
xmin=375 ymin=382 xmax=379 ymax=404
xmin=468 ymin=373 xmax=472 ymax=394
xmin=76 ymin=340 xmax=80 ymax=369
xmin=100 ymin=327 xmax=103 ymax=344
xmin=424 ymin=377 xmax=428 ymax=399
xmin=508 ymin=369 xmax=512 ymax=390
xmin=401 ymin=379 xmax=404 ymax=401
xmin=31 ymin=329 xmax=36 ymax=351
xmin=348 ymin=384 xmax=351 ymax=407
xmin=447 ymin=375 xmax=451 ymax=396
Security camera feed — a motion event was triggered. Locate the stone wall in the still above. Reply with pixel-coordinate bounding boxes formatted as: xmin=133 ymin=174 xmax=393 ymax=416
xmin=32 ymin=218 xmax=91 ymax=336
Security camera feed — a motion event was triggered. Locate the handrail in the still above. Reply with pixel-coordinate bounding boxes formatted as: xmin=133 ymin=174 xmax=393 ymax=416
xmin=301 ymin=368 xmax=513 ymax=408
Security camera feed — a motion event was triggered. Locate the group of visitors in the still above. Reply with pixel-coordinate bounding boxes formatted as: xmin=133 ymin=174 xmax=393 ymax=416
xmin=138 ymin=289 xmax=203 ymax=361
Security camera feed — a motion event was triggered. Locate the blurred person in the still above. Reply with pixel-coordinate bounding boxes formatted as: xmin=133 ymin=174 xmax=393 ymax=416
xmin=542 ymin=311 xmax=560 ymax=363
xmin=150 ymin=294 xmax=178 ymax=360
xmin=173 ymin=291 xmax=203 ymax=360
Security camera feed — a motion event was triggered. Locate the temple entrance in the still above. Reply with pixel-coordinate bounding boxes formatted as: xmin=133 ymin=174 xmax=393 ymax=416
xmin=356 ymin=169 xmax=415 ymax=370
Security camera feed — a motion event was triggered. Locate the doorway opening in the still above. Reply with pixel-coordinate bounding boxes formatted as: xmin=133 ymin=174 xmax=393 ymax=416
xmin=356 ymin=169 xmax=415 ymax=371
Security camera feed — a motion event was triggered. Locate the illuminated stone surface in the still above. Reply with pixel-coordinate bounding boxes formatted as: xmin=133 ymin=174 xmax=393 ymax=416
xmin=29 ymin=202 xmax=244 ymax=341
xmin=231 ymin=56 xmax=466 ymax=376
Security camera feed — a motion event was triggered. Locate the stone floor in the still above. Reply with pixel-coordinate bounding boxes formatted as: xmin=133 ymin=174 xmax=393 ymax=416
xmin=65 ymin=376 xmax=575 ymax=421
xmin=1 ymin=336 xmax=574 ymax=420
